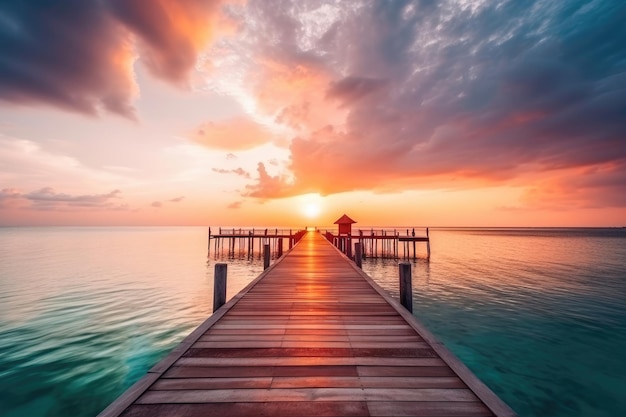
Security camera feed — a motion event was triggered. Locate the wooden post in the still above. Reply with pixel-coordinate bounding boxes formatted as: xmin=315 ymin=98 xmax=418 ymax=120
xmin=399 ymin=262 xmax=413 ymax=313
xmin=277 ymin=238 xmax=283 ymax=257
xmin=426 ymin=227 xmax=431 ymax=259
xmin=346 ymin=233 xmax=352 ymax=258
xmin=355 ymin=242 xmax=362 ymax=268
xmin=263 ymin=244 xmax=270 ymax=270
xmin=213 ymin=263 xmax=227 ymax=312
xmin=207 ymin=227 xmax=211 ymax=256
xmin=394 ymin=230 xmax=398 ymax=259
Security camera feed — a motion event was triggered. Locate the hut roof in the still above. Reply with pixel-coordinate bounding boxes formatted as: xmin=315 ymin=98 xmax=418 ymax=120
xmin=333 ymin=214 xmax=356 ymax=225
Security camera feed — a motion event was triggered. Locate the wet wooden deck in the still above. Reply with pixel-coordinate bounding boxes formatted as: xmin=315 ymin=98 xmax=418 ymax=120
xmin=99 ymin=232 xmax=516 ymax=417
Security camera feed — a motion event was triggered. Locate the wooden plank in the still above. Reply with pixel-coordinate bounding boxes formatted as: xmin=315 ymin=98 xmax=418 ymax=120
xmin=271 ymin=376 xmax=466 ymax=389
xmin=137 ymin=388 xmax=478 ymax=404
xmin=121 ymin=402 xmax=369 ymax=417
xmin=367 ymin=401 xmax=493 ymax=417
xmin=182 ymin=347 xmax=437 ymax=358
xmin=174 ymin=357 xmax=446 ymax=367
xmin=152 ymin=377 xmax=272 ymax=390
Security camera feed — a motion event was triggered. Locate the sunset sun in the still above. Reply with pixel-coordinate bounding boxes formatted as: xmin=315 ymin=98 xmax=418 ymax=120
xmin=297 ymin=193 xmax=323 ymax=220
xmin=302 ymin=202 xmax=321 ymax=219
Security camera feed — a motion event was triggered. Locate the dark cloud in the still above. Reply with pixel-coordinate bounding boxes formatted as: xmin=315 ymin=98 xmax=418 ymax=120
xmin=0 ymin=0 xmax=225 ymax=117
xmin=326 ymin=77 xmax=388 ymax=106
xmin=239 ymin=0 xmax=626 ymax=208
xmin=0 ymin=0 xmax=136 ymax=117
xmin=169 ymin=196 xmax=185 ymax=202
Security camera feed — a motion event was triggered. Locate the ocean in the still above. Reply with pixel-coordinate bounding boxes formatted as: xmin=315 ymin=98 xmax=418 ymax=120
xmin=1 ymin=226 xmax=625 ymax=416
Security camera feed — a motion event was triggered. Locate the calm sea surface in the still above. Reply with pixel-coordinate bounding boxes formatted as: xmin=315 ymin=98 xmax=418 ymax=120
xmin=1 ymin=227 xmax=625 ymax=417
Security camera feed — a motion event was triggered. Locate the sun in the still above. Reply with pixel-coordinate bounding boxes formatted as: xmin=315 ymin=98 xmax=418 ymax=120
xmin=297 ymin=193 xmax=323 ymax=220
xmin=302 ymin=202 xmax=321 ymax=219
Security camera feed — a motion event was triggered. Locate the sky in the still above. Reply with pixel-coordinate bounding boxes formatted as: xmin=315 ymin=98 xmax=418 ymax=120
xmin=0 ymin=0 xmax=625 ymax=227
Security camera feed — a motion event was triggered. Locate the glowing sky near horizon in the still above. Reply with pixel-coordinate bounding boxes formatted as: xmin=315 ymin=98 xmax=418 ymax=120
xmin=0 ymin=0 xmax=625 ymax=227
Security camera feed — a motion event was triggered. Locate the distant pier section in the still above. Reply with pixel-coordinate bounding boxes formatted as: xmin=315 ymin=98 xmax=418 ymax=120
xmin=208 ymin=227 xmax=306 ymax=259
xmin=323 ymin=214 xmax=431 ymax=260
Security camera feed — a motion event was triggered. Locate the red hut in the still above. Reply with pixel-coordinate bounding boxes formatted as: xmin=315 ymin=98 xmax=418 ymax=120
xmin=334 ymin=214 xmax=356 ymax=236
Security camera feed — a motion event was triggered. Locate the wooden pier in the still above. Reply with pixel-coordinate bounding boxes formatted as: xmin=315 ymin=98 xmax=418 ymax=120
xmin=99 ymin=231 xmax=515 ymax=417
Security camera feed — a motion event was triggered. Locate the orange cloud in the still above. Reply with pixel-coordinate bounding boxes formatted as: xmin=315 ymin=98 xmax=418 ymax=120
xmin=520 ymin=162 xmax=626 ymax=210
xmin=108 ymin=0 xmax=228 ymax=85
xmin=191 ymin=117 xmax=275 ymax=150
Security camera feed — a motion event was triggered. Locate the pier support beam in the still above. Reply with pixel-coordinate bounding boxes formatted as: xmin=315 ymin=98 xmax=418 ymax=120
xmin=355 ymin=242 xmax=363 ymax=268
xmin=399 ymin=262 xmax=413 ymax=313
xmin=263 ymin=244 xmax=270 ymax=270
xmin=207 ymin=228 xmax=211 ymax=256
xmin=213 ymin=263 xmax=227 ymax=312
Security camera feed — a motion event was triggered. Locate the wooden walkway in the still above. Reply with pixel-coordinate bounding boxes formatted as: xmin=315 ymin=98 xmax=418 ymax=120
xmin=99 ymin=232 xmax=516 ymax=417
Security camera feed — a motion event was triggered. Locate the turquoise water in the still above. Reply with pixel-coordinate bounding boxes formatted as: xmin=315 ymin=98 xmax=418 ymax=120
xmin=1 ymin=227 xmax=625 ymax=416
xmin=364 ymin=228 xmax=626 ymax=417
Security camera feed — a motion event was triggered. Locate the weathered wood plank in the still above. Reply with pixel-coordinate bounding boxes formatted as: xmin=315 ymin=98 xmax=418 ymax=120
xmin=121 ymin=402 xmax=369 ymax=417
xmin=137 ymin=388 xmax=478 ymax=404
xmin=271 ymin=376 xmax=466 ymax=389
xmin=174 ymin=356 xmax=446 ymax=367
xmin=367 ymin=401 xmax=494 ymax=417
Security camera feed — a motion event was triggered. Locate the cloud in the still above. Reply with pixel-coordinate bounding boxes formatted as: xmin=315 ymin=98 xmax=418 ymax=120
xmin=191 ymin=117 xmax=276 ymax=150
xmin=209 ymin=0 xmax=626 ymax=208
xmin=244 ymin=162 xmax=294 ymax=198
xmin=0 ymin=0 xmax=228 ymax=117
xmin=326 ymin=76 xmax=389 ymax=106
xmin=106 ymin=0 xmax=226 ymax=84
xmin=212 ymin=167 xmax=251 ymax=178
xmin=227 ymin=201 xmax=243 ymax=209
xmin=6 ymin=0 xmax=624 ymax=211
xmin=0 ymin=134 xmax=139 ymax=188
xmin=0 ymin=1 xmax=137 ymax=117
xmin=152 ymin=196 xmax=186 ymax=207
xmin=1 ymin=187 xmax=128 ymax=211
xmin=0 ymin=188 xmax=23 ymax=208
xmin=520 ymin=162 xmax=626 ymax=210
